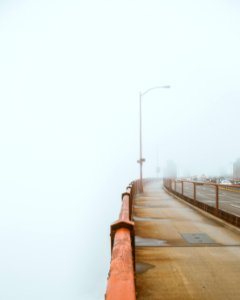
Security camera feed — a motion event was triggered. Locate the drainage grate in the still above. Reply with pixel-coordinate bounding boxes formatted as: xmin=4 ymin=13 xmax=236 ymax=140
xmin=181 ymin=233 xmax=216 ymax=244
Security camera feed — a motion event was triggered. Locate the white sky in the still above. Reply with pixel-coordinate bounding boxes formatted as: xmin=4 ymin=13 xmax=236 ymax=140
xmin=0 ymin=0 xmax=240 ymax=299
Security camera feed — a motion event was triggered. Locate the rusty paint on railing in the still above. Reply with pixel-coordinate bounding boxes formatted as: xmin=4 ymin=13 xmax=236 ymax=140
xmin=105 ymin=181 xmax=140 ymax=299
xmin=105 ymin=228 xmax=135 ymax=300
xmin=119 ymin=192 xmax=130 ymax=221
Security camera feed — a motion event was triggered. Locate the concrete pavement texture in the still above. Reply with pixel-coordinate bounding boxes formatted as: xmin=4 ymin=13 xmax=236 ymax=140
xmin=134 ymin=181 xmax=240 ymax=300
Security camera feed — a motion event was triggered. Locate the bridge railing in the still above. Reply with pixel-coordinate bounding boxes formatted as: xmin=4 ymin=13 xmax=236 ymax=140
xmin=164 ymin=178 xmax=240 ymax=228
xmin=105 ymin=180 xmax=141 ymax=300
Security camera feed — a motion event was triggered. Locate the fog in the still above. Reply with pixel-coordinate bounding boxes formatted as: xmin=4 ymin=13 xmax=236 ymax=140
xmin=0 ymin=0 xmax=240 ymax=299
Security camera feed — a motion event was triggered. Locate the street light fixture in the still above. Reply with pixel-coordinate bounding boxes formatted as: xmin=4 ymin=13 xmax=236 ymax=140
xmin=138 ymin=85 xmax=170 ymax=192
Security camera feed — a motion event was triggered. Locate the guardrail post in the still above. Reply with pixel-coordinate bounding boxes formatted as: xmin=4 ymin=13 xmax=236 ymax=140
xmin=181 ymin=181 xmax=184 ymax=195
xmin=174 ymin=180 xmax=176 ymax=192
xmin=193 ymin=182 xmax=196 ymax=201
xmin=216 ymin=185 xmax=219 ymax=210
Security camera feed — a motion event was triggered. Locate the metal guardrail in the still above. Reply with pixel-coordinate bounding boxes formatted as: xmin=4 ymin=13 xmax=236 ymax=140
xmin=164 ymin=178 xmax=240 ymax=228
xmin=105 ymin=180 xmax=141 ymax=300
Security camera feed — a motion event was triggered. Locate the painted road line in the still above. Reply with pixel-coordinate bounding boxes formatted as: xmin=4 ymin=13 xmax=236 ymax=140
xmin=220 ymin=187 xmax=240 ymax=193
xmin=230 ymin=204 xmax=240 ymax=209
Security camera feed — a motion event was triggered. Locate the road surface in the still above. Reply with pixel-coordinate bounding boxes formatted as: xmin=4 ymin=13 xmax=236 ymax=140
xmin=134 ymin=181 xmax=240 ymax=300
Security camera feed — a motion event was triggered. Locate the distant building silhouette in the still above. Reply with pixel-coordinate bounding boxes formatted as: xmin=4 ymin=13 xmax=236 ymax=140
xmin=233 ymin=158 xmax=240 ymax=179
xmin=164 ymin=160 xmax=177 ymax=178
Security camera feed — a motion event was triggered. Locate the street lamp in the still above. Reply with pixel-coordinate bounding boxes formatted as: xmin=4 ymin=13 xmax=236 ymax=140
xmin=137 ymin=85 xmax=170 ymax=192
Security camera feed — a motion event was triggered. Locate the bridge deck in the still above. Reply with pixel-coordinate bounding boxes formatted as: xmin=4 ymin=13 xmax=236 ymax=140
xmin=134 ymin=181 xmax=240 ymax=300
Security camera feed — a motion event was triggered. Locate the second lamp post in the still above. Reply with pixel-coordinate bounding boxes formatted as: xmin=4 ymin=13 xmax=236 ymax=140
xmin=138 ymin=85 xmax=170 ymax=192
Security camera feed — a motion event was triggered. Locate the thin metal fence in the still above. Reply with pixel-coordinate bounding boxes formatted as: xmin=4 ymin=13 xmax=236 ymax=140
xmin=163 ymin=178 xmax=240 ymax=228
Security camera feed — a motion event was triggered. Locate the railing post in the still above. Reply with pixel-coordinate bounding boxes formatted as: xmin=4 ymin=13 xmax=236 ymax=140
xmin=216 ymin=184 xmax=219 ymax=210
xmin=174 ymin=180 xmax=176 ymax=192
xmin=193 ymin=182 xmax=196 ymax=201
xmin=181 ymin=181 xmax=184 ymax=195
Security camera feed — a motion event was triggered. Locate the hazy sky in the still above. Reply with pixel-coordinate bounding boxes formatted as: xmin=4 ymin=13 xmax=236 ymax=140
xmin=1 ymin=0 xmax=240 ymax=299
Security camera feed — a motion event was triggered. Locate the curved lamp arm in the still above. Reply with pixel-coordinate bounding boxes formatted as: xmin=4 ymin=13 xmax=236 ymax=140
xmin=141 ymin=85 xmax=170 ymax=97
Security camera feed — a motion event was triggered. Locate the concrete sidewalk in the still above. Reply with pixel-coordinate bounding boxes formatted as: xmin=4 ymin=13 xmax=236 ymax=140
xmin=134 ymin=181 xmax=240 ymax=300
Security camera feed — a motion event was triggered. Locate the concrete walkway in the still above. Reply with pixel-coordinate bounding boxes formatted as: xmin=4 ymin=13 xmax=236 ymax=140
xmin=134 ymin=181 xmax=240 ymax=300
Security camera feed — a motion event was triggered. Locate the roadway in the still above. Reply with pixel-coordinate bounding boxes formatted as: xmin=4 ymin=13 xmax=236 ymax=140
xmin=175 ymin=182 xmax=240 ymax=217
xmin=133 ymin=181 xmax=240 ymax=299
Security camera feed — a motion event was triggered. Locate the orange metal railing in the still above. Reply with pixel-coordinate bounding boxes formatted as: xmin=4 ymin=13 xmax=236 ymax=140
xmin=105 ymin=181 xmax=140 ymax=300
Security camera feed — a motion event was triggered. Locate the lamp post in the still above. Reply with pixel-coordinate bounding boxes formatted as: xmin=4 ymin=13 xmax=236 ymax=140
xmin=137 ymin=85 xmax=170 ymax=192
